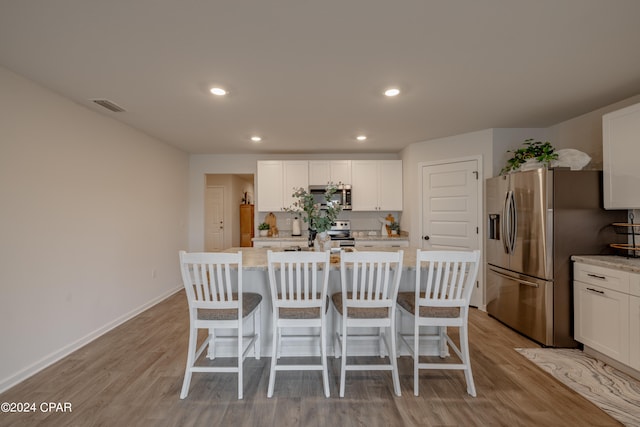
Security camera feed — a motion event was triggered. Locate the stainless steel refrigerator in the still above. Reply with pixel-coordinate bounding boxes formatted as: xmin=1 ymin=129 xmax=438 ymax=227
xmin=485 ymin=168 xmax=626 ymax=347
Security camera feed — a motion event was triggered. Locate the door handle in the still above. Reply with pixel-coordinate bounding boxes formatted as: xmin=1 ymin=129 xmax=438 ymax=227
xmin=489 ymin=267 xmax=540 ymax=288
xmin=501 ymin=191 xmax=511 ymax=254
xmin=507 ymin=190 xmax=517 ymax=254
xmin=586 ymin=287 xmax=605 ymax=295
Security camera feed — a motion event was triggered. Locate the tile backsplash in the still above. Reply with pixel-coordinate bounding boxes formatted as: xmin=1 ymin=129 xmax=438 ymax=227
xmin=257 ymin=210 xmax=402 ymax=236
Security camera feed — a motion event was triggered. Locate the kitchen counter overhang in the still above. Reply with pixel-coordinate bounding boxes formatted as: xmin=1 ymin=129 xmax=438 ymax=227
xmin=251 ymin=235 xmax=410 ymax=244
xmin=223 ymin=246 xmax=418 ymax=270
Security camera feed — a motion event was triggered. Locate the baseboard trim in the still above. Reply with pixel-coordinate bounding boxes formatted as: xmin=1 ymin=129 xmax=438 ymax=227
xmin=0 ymin=285 xmax=183 ymax=393
xmin=583 ymin=345 xmax=640 ymax=381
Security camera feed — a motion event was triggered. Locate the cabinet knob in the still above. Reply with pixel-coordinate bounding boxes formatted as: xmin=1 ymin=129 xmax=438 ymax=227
xmin=423 ymin=235 xmax=430 ymax=241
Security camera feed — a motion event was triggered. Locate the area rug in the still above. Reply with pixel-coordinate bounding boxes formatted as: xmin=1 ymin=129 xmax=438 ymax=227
xmin=516 ymin=348 xmax=640 ymax=427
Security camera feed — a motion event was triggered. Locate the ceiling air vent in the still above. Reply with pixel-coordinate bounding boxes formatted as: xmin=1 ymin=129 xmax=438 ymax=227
xmin=91 ymin=99 xmax=126 ymax=113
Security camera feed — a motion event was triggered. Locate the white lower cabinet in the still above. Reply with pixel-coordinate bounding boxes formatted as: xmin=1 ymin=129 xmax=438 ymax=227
xmin=252 ymin=241 xmax=283 ymax=249
xmin=355 ymin=240 xmax=409 ymax=248
xmin=573 ymin=261 xmax=637 ymax=368
xmin=574 ymin=281 xmax=629 ymax=363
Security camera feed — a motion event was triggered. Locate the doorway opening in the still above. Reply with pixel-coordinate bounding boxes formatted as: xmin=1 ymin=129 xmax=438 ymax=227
xmin=204 ymin=174 xmax=254 ymax=251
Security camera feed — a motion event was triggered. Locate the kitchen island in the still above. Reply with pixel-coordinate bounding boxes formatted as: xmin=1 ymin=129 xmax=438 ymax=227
xmin=207 ymin=246 xmax=429 ymax=358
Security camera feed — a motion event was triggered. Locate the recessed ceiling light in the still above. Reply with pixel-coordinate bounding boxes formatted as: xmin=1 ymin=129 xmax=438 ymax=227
xmin=251 ymin=136 xmax=262 ymax=142
xmin=384 ymin=88 xmax=400 ymax=97
xmin=210 ymin=87 xmax=227 ymax=96
xmin=356 ymin=135 xmax=367 ymax=141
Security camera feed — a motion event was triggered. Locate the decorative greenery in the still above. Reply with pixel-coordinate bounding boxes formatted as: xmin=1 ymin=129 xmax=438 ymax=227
xmin=500 ymin=139 xmax=559 ymax=175
xmin=285 ymin=183 xmax=343 ymax=233
xmin=258 ymin=222 xmax=270 ymax=230
xmin=389 ymin=221 xmax=400 ymax=231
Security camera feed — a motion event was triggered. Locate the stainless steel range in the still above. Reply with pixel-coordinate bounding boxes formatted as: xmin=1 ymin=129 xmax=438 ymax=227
xmin=328 ymin=220 xmax=355 ymax=247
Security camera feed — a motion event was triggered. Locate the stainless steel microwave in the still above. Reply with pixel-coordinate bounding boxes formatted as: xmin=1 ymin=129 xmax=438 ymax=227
xmin=309 ymin=184 xmax=352 ymax=210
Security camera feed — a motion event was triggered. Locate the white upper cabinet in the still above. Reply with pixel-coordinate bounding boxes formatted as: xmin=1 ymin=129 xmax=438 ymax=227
xmin=352 ymin=160 xmax=379 ymax=210
xmin=257 ymin=161 xmax=283 ymax=212
xmin=258 ymin=159 xmax=402 ymax=212
xmin=378 ymin=161 xmax=403 ymax=210
xmin=308 ymin=160 xmax=352 ymax=185
xmin=283 ymin=161 xmax=309 ymax=208
xmin=330 ymin=160 xmax=352 ymax=185
xmin=352 ymin=160 xmax=403 ymax=211
xmin=603 ymin=101 xmax=640 ymax=209
xmin=257 ymin=161 xmax=308 ymax=212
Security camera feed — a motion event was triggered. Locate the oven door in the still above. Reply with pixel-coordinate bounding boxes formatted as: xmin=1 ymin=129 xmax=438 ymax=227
xmin=335 ymin=238 xmax=355 ymax=247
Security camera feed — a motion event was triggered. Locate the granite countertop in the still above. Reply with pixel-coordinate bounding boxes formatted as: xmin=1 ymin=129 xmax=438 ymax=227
xmin=252 ymin=233 xmax=409 ymax=242
xmin=224 ymin=246 xmax=418 ymax=270
xmin=571 ymin=254 xmax=640 ymax=274
xmin=252 ymin=236 xmax=307 ymax=242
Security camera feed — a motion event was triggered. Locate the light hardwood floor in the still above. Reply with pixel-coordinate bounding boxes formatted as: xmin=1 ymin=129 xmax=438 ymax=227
xmin=0 ymin=291 xmax=622 ymax=426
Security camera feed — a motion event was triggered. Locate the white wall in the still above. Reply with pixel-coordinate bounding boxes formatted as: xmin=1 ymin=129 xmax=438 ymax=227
xmin=0 ymin=67 xmax=189 ymax=392
xmin=400 ymin=129 xmax=494 ymax=248
xmin=399 ymin=128 xmax=552 ymax=308
xmin=547 ymin=94 xmax=640 ymax=169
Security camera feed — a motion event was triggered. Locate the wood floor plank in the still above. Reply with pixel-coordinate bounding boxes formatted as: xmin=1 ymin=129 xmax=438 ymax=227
xmin=0 ymin=291 xmax=623 ymax=426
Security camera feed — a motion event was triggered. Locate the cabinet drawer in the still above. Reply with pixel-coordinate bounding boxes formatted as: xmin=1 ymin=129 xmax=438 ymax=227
xmin=574 ymin=262 xmax=629 ymax=294
xmin=630 ymin=272 xmax=640 ymax=297
xmin=355 ymin=240 xmax=409 ymax=248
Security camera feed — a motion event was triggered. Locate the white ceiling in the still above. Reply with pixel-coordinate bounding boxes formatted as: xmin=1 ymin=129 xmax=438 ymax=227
xmin=2 ymin=1 xmax=640 ymax=155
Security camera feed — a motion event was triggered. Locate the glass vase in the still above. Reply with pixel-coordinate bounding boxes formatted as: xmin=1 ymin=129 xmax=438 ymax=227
xmin=315 ymin=231 xmax=331 ymax=252
xmin=308 ymin=228 xmax=317 ymax=248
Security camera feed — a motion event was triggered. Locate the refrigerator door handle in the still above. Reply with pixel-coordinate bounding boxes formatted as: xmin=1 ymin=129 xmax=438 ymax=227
xmin=489 ymin=267 xmax=540 ymax=288
xmin=508 ymin=190 xmax=517 ymax=254
xmin=501 ymin=191 xmax=511 ymax=254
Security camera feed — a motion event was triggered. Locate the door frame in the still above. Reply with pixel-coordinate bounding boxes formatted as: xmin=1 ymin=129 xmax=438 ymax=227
xmin=418 ymin=155 xmax=485 ymax=309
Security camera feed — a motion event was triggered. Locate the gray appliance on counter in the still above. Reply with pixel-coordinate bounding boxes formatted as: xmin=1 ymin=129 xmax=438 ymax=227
xmin=485 ymin=168 xmax=626 ymax=347
xmin=328 ymin=220 xmax=355 ymax=247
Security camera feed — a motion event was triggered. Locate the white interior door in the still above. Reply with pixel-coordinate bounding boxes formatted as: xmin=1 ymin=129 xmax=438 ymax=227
xmin=421 ymin=159 xmax=482 ymax=306
xmin=205 ymin=186 xmax=224 ymax=251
